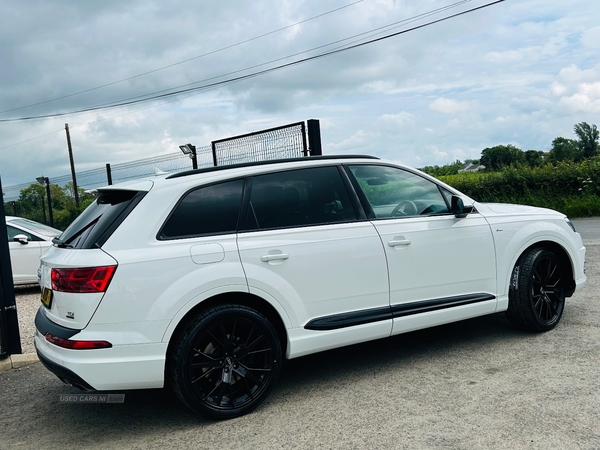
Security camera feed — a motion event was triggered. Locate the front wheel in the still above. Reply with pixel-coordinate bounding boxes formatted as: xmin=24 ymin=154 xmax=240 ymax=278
xmin=506 ymin=248 xmax=565 ymax=332
xmin=170 ymin=304 xmax=282 ymax=420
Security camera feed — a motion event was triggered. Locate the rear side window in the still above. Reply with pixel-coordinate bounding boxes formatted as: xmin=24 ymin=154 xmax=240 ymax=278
xmin=57 ymin=190 xmax=146 ymax=249
xmin=242 ymin=166 xmax=357 ymax=230
xmin=160 ymin=179 xmax=244 ymax=239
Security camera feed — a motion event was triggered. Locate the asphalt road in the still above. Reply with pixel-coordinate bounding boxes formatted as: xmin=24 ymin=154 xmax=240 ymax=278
xmin=572 ymin=217 xmax=600 ymax=242
xmin=1 ymin=219 xmax=598 ymax=449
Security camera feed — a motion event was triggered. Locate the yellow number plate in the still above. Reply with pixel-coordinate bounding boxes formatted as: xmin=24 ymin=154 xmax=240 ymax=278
xmin=41 ymin=288 xmax=53 ymax=309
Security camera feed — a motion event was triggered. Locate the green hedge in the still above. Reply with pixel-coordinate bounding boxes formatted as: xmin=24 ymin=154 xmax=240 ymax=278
xmin=437 ymin=158 xmax=600 ymax=218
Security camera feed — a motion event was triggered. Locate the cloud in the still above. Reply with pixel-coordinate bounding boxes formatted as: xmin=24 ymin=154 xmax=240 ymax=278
xmin=551 ymin=64 xmax=600 ymax=113
xmin=380 ymin=112 xmax=415 ymax=127
xmin=428 ymin=98 xmax=472 ymax=114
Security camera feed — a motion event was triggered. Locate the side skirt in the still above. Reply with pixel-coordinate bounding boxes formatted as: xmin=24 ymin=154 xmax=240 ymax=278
xmin=305 ymin=293 xmax=496 ymax=331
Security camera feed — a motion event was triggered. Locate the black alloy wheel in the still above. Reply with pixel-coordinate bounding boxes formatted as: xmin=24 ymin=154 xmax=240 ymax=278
xmin=171 ymin=305 xmax=282 ymax=420
xmin=507 ymin=248 xmax=566 ymax=332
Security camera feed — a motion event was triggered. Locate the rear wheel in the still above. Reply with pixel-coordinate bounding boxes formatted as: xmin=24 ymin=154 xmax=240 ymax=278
xmin=506 ymin=248 xmax=565 ymax=332
xmin=170 ymin=304 xmax=282 ymax=420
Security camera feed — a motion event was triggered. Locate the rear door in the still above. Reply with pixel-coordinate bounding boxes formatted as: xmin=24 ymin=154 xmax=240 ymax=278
xmin=237 ymin=166 xmax=391 ymax=340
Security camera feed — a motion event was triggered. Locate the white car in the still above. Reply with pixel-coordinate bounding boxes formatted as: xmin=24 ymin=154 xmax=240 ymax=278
xmin=34 ymin=155 xmax=586 ymax=419
xmin=5 ymin=216 xmax=61 ymax=285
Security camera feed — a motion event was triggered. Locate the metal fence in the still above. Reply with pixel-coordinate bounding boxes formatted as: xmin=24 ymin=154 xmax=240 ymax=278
xmin=2 ymin=120 xmax=321 ymax=202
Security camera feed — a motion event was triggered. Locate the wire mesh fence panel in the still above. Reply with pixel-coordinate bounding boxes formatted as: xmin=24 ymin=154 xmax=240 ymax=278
xmin=213 ymin=122 xmax=307 ymax=166
xmin=108 ymin=149 xmax=209 ymax=185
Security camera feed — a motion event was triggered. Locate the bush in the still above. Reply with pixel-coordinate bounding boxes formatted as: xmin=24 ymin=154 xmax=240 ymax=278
xmin=437 ymin=158 xmax=600 ymax=217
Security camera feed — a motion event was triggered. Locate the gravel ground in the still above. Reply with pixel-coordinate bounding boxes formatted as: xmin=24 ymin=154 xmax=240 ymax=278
xmin=13 ymin=284 xmax=40 ymax=355
xmin=15 ymin=284 xmax=40 ymax=354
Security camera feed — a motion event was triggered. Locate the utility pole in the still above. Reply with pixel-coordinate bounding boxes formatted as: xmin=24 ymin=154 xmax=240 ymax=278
xmin=65 ymin=123 xmax=80 ymax=208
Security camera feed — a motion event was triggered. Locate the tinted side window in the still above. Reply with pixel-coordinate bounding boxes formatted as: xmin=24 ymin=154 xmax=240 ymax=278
xmin=243 ymin=166 xmax=357 ymax=230
xmin=348 ymin=165 xmax=450 ymax=219
xmin=161 ymin=179 xmax=244 ymax=239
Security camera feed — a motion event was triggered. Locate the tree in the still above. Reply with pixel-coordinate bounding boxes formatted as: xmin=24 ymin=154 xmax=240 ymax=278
xmin=480 ymin=145 xmax=525 ymax=171
xmin=574 ymin=122 xmax=599 ymax=158
xmin=548 ymin=137 xmax=582 ymax=164
xmin=16 ymin=183 xmax=49 ymax=224
xmin=524 ymin=150 xmax=544 ymax=167
xmin=419 ymin=159 xmax=463 ymax=176
xmin=13 ymin=182 xmax=96 ymax=230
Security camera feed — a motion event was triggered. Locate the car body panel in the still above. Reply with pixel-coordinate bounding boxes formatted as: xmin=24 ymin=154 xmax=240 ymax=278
xmin=8 ymin=239 xmax=44 ymax=285
xmin=369 ymin=213 xmax=497 ymax=309
xmin=475 ymin=202 xmax=586 ymax=298
xmin=237 ymin=221 xmax=390 ymax=328
xmin=38 ymin=246 xmax=118 ymax=329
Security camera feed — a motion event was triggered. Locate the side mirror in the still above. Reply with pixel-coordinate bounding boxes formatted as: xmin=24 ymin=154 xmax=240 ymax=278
xmin=451 ymin=196 xmax=469 ymax=218
xmin=13 ymin=234 xmax=30 ymax=245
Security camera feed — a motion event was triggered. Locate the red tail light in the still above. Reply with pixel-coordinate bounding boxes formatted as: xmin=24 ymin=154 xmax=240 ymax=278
xmin=45 ymin=333 xmax=112 ymax=350
xmin=51 ymin=266 xmax=116 ymax=293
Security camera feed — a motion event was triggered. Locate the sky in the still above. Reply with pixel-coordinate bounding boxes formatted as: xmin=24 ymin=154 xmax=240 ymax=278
xmin=1 ymin=0 xmax=599 ymax=188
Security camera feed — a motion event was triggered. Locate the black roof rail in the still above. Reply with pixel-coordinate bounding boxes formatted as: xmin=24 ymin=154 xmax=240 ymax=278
xmin=166 ymin=154 xmax=379 ymax=180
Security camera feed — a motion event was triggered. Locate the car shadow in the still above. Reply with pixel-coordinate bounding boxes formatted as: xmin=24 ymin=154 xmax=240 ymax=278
xmin=26 ymin=311 xmax=530 ymax=445
xmin=14 ymin=284 xmax=41 ymax=294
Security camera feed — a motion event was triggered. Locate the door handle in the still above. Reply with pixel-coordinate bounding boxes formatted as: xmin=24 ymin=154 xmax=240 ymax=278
xmin=260 ymin=253 xmax=290 ymax=262
xmin=387 ymin=239 xmax=411 ymax=247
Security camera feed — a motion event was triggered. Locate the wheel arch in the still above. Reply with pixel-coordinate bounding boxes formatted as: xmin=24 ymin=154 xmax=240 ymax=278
xmin=164 ymin=292 xmax=289 ymax=381
xmin=512 ymin=240 xmax=576 ymax=297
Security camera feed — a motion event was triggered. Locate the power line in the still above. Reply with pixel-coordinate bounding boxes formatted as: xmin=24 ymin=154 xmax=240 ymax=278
xmin=0 ymin=0 xmax=472 ymax=123
xmin=0 ymin=0 xmax=364 ymax=115
xmin=0 ymin=0 xmax=502 ymax=124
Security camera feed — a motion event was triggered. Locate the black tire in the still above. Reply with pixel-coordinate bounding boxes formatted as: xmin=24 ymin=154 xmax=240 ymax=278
xmin=170 ymin=304 xmax=282 ymax=420
xmin=506 ymin=248 xmax=565 ymax=332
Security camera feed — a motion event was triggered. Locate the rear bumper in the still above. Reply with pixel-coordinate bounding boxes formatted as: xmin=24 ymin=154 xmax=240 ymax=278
xmin=34 ymin=328 xmax=168 ymax=391
xmin=36 ymin=349 xmax=94 ymax=390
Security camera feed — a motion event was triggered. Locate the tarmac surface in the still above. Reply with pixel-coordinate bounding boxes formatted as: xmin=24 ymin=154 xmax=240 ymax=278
xmin=1 ymin=218 xmax=598 ymax=449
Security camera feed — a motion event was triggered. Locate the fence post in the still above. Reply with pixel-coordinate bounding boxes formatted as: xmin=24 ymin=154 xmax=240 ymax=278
xmin=301 ymin=122 xmax=308 ymax=157
xmin=0 ymin=175 xmax=22 ymax=358
xmin=40 ymin=195 xmax=47 ymax=225
xmin=106 ymin=164 xmax=113 ymax=185
xmin=307 ymin=119 xmax=322 ymax=156
xmin=211 ymin=142 xmax=218 ymax=167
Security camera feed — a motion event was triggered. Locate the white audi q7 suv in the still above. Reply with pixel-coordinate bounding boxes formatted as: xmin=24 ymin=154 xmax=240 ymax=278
xmin=34 ymin=155 xmax=586 ymax=419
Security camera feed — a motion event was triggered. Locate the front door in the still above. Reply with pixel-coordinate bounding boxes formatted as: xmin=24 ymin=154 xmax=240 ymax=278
xmin=346 ymin=164 xmax=497 ymax=335
xmin=7 ymin=225 xmax=42 ymax=284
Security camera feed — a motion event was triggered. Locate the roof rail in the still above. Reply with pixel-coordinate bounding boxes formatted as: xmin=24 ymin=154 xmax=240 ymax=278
xmin=166 ymin=154 xmax=379 ymax=180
